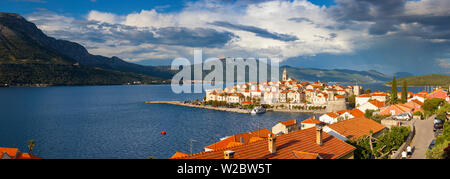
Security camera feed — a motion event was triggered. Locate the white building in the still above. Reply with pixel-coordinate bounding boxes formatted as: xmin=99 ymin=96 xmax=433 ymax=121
xmin=319 ymin=112 xmax=339 ymax=124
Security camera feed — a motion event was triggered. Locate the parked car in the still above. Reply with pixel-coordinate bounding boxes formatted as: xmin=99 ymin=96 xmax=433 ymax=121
xmin=428 ymin=140 xmax=436 ymax=150
xmin=434 ymin=122 xmax=444 ymax=132
xmin=394 ymin=113 xmax=411 ymax=120
xmin=434 ymin=118 xmax=443 ymax=125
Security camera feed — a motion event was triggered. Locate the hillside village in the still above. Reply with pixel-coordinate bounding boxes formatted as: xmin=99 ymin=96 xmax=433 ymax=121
xmin=172 ymin=80 xmax=450 ymax=159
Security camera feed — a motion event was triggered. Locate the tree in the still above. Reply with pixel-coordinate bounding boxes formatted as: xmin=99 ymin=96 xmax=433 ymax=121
xmin=28 ymin=140 xmax=35 ymax=154
xmin=348 ymin=95 xmax=356 ymax=108
xmin=426 ymin=122 xmax=450 ymax=159
xmin=391 ymin=76 xmax=398 ymax=104
xmin=348 ymin=127 xmax=410 ymax=159
xmin=423 ymin=98 xmax=445 ymax=114
xmin=365 ymin=109 xmax=375 ymax=118
xmin=436 ymin=103 xmax=450 ymax=121
xmin=365 ymin=88 xmax=372 ymax=94
xmin=401 ymin=80 xmax=408 ymax=103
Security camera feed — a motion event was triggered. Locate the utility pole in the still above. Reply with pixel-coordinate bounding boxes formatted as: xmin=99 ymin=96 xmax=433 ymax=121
xmin=190 ymin=139 xmax=197 ymax=154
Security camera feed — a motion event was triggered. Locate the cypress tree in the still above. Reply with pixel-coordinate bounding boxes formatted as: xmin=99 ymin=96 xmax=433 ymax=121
xmin=391 ymin=76 xmax=398 ymax=104
xmin=401 ymin=80 xmax=408 ymax=103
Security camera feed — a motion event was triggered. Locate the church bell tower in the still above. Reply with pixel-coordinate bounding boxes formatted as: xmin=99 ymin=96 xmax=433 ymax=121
xmin=282 ymin=68 xmax=288 ymax=81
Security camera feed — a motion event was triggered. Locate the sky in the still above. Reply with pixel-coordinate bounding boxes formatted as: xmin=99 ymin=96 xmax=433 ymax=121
xmin=1 ymin=0 xmax=449 ymax=75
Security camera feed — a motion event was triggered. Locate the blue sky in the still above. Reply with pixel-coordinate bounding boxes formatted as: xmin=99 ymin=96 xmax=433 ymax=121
xmin=1 ymin=0 xmax=449 ymax=75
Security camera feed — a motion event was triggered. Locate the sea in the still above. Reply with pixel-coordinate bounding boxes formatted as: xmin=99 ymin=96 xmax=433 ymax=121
xmin=0 ymin=83 xmax=427 ymax=159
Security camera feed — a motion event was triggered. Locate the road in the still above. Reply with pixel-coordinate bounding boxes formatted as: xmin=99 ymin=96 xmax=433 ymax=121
xmin=410 ymin=115 xmax=435 ymax=159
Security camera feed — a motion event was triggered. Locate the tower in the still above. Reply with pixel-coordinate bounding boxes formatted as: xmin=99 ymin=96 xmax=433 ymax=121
xmin=282 ymin=68 xmax=288 ymax=81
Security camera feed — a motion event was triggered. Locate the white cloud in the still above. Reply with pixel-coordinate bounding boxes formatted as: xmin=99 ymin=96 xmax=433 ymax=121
xmin=24 ymin=0 xmax=449 ymax=70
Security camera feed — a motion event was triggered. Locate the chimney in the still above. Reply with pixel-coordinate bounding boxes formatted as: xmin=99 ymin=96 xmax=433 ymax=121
xmin=268 ymin=133 xmax=276 ymax=153
xmin=316 ymin=123 xmax=324 ymax=146
xmin=224 ymin=150 xmax=235 ymax=159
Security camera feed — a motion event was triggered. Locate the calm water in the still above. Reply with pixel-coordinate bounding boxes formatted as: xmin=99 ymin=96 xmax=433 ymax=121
xmin=0 ymin=83 xmax=428 ymax=159
xmin=0 ymin=85 xmax=316 ymax=159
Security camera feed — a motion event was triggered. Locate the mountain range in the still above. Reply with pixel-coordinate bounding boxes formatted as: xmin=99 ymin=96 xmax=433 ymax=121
xmin=0 ymin=12 xmax=406 ymax=86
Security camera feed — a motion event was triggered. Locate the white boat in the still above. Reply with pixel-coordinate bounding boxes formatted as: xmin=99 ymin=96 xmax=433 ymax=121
xmin=251 ymin=106 xmax=266 ymax=115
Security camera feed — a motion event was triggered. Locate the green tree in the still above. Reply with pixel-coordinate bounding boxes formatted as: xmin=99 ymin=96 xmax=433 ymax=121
xmin=391 ymin=76 xmax=398 ymax=104
xmin=423 ymin=98 xmax=445 ymax=114
xmin=365 ymin=109 xmax=375 ymax=118
xmin=347 ymin=126 xmax=410 ymax=159
xmin=436 ymin=103 xmax=450 ymax=121
xmin=401 ymin=80 xmax=408 ymax=103
xmin=365 ymin=88 xmax=372 ymax=94
xmin=348 ymin=95 xmax=356 ymax=108
xmin=28 ymin=140 xmax=35 ymax=154
xmin=426 ymin=121 xmax=450 ymax=159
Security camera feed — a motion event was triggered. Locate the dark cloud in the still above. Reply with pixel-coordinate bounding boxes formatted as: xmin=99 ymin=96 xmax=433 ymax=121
xmin=329 ymin=0 xmax=450 ymax=38
xmin=288 ymin=17 xmax=313 ymax=24
xmin=35 ymin=19 xmax=237 ymax=48
xmin=209 ymin=21 xmax=298 ymax=42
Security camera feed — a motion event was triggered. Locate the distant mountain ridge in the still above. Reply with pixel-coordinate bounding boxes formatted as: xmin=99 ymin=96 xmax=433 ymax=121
xmin=385 ymin=74 xmax=450 ymax=87
xmin=185 ymin=59 xmax=392 ymax=83
xmin=0 ymin=12 xmax=396 ymax=86
xmin=0 ymin=12 xmax=174 ymax=85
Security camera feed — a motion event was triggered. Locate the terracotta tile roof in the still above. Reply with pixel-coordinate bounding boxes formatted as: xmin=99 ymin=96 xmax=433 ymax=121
xmin=337 ymin=110 xmax=351 ymax=115
xmin=242 ymin=101 xmax=253 ymax=104
xmin=369 ymin=99 xmax=386 ymax=108
xmin=170 ymin=152 xmax=188 ymax=159
xmin=292 ymin=151 xmax=321 ymax=159
xmin=418 ymin=90 xmax=428 ymax=94
xmin=371 ymin=93 xmax=387 ymax=97
xmin=350 ymin=109 xmax=364 ymax=118
xmin=204 ymin=129 xmax=272 ymax=151
xmin=302 ymin=118 xmax=322 ymax=124
xmin=15 ymin=153 xmax=41 ymax=159
xmin=336 ymin=95 xmax=345 ymax=98
xmin=280 ymin=120 xmax=297 ymax=127
xmin=172 ymin=127 xmax=355 ymax=159
xmin=0 ymin=147 xmax=18 ymax=158
xmin=358 ymin=94 xmax=371 ymax=98
xmin=327 ymin=116 xmax=386 ymax=140
xmin=411 ymin=99 xmax=424 ymax=106
xmin=0 ymin=147 xmax=41 ymax=159
xmin=326 ymin=112 xmax=339 ymax=118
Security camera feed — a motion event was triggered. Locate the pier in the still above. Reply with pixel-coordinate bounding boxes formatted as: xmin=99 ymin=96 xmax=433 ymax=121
xmin=148 ymin=101 xmax=252 ymax=114
xmin=149 ymin=101 xmax=328 ymax=114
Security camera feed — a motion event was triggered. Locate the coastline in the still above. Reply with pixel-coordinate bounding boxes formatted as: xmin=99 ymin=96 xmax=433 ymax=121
xmin=150 ymin=101 xmax=327 ymax=114
xmin=149 ymin=101 xmax=251 ymax=114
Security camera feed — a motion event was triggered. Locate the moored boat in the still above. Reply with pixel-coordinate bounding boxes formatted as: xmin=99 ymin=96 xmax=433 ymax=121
xmin=251 ymin=106 xmax=266 ymax=115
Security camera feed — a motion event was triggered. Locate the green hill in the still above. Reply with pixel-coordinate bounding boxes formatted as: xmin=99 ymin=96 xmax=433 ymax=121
xmin=385 ymin=74 xmax=450 ymax=87
xmin=0 ymin=12 xmax=173 ymax=86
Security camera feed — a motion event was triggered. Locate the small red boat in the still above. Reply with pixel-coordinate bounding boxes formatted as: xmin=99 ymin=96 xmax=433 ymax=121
xmin=145 ymin=97 xmax=151 ymax=104
xmin=161 ymin=131 xmax=167 ymax=135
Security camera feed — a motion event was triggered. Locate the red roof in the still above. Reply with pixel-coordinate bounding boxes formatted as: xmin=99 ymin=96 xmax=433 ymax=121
xmin=170 ymin=152 xmax=188 ymax=159
xmin=242 ymin=101 xmax=253 ymax=104
xmin=371 ymin=93 xmax=387 ymax=97
xmin=337 ymin=110 xmax=351 ymax=115
xmin=326 ymin=112 xmax=339 ymax=118
xmin=369 ymin=100 xmax=386 ymax=108
xmin=336 ymin=95 xmax=345 ymax=98
xmin=302 ymin=118 xmax=322 ymax=124
xmin=358 ymin=94 xmax=371 ymax=98
xmin=350 ymin=108 xmax=364 ymax=118
xmin=411 ymin=99 xmax=424 ymax=106
xmin=418 ymin=91 xmax=428 ymax=94
xmin=0 ymin=147 xmax=41 ymax=159
xmin=280 ymin=120 xmax=297 ymax=127
xmin=327 ymin=116 xmax=386 ymax=140
xmin=204 ymin=129 xmax=272 ymax=151
xmin=171 ymin=127 xmax=355 ymax=159
xmin=292 ymin=151 xmax=321 ymax=159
